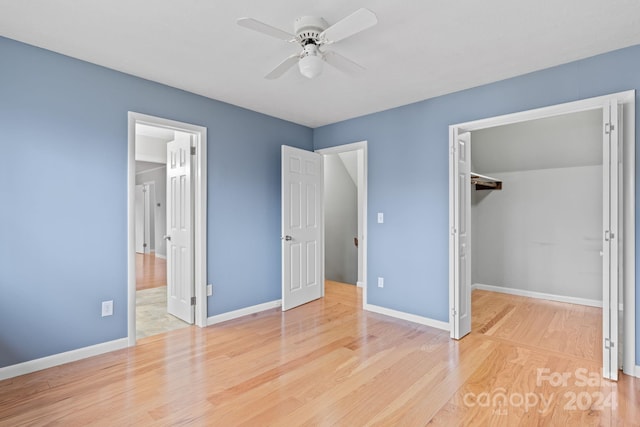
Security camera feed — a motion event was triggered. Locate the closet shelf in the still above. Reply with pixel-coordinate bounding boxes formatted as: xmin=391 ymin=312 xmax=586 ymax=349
xmin=471 ymin=172 xmax=502 ymax=190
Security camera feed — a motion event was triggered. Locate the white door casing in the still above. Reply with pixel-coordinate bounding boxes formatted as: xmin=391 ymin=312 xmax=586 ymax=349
xmin=282 ymin=145 xmax=324 ymax=311
xmin=450 ymin=131 xmax=472 ymax=339
xmin=448 ymin=91 xmax=635 ymax=379
xmin=128 ymin=112 xmax=208 ymax=344
xmin=166 ymin=132 xmax=195 ymax=324
xmin=602 ymin=100 xmax=620 ymax=380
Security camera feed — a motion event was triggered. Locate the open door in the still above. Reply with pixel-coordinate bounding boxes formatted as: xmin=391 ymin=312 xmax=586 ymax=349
xmin=166 ymin=132 xmax=195 ymax=324
xmin=602 ymin=100 xmax=620 ymax=380
xmin=134 ymin=184 xmax=146 ymax=254
xmin=281 ymin=145 xmax=323 ymax=311
xmin=450 ymin=131 xmax=471 ymax=339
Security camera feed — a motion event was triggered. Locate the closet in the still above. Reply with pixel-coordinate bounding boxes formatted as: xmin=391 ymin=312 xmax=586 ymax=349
xmin=470 ymin=108 xmax=603 ymax=304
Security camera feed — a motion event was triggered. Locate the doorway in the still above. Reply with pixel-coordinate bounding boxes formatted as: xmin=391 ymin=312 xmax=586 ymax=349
xmin=469 ymin=109 xmax=604 ymax=367
xmin=449 ymin=91 xmax=635 ymax=379
xmin=127 ymin=112 xmax=208 ymax=345
xmin=135 ymin=156 xmax=186 ymax=337
xmin=322 ymin=150 xmax=364 ymax=289
xmin=318 ymin=142 xmax=367 ymax=292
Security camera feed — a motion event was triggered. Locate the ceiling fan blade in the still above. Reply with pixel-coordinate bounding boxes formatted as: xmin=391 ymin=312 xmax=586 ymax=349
xmin=237 ymin=17 xmax=295 ymax=42
xmin=323 ymin=51 xmax=365 ymax=75
xmin=265 ymin=54 xmax=300 ymax=79
xmin=319 ymin=8 xmax=378 ymax=44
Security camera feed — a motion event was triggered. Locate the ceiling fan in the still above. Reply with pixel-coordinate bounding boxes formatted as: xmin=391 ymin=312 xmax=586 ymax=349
xmin=237 ymin=8 xmax=378 ymax=79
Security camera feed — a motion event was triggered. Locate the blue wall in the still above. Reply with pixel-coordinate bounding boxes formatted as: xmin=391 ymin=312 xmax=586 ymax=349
xmin=313 ymin=45 xmax=640 ymax=364
xmin=0 ymin=36 xmax=312 ymax=368
xmin=2 ymin=34 xmax=639 ymax=370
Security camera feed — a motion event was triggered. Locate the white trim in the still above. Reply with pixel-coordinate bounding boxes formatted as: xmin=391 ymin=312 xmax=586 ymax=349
xmin=621 ymin=97 xmax=636 ymax=377
xmin=449 ymin=90 xmax=636 ymax=377
xmin=472 ymin=283 xmax=602 ymax=308
xmin=207 ymin=300 xmax=282 ymax=326
xmin=0 ymin=338 xmax=128 ymax=381
xmin=316 ymin=141 xmax=368 ymax=308
xmin=633 ymin=365 xmax=640 ymax=378
xmin=364 ymin=303 xmax=450 ymax=331
xmin=154 ymin=253 xmax=166 ymax=259
xmin=128 ymin=112 xmax=208 ymax=347
xmin=455 ymin=91 xmax=634 ymax=132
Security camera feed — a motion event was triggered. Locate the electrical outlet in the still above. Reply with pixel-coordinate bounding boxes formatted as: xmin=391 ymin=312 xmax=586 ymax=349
xmin=378 ymin=277 xmax=384 ymax=288
xmin=377 ymin=212 xmax=384 ymax=223
xmin=207 ymin=284 xmax=213 ymax=296
xmin=102 ymin=300 xmax=113 ymax=317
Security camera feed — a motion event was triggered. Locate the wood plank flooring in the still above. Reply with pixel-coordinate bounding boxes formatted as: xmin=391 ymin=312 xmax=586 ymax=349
xmin=136 ymin=252 xmax=166 ymax=290
xmin=1 ymin=282 xmax=638 ymax=426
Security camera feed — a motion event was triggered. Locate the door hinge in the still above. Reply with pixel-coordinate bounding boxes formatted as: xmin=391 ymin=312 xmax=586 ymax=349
xmin=451 ymin=308 xmax=457 ymax=316
xmin=191 ymin=146 xmax=196 ymax=155
xmin=191 ymin=296 xmax=196 ymax=306
xmin=604 ymin=338 xmax=615 ymax=349
xmin=451 ymin=227 xmax=457 ymax=235
xmin=605 ymin=122 xmax=615 ymax=135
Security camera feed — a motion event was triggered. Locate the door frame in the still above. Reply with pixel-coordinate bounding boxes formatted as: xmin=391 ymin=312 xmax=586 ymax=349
xmin=448 ymin=90 xmax=635 ymax=377
xmin=316 ymin=141 xmax=368 ymax=306
xmin=127 ymin=112 xmax=208 ymax=345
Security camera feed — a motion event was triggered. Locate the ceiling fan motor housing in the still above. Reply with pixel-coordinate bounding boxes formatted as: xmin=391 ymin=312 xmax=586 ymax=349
xmin=294 ymin=16 xmax=328 ymax=46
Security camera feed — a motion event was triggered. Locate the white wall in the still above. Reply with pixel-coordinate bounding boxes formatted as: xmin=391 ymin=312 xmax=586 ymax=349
xmin=136 ymin=166 xmax=167 ymax=257
xmin=471 ymin=165 xmax=603 ymax=301
xmin=324 ymin=154 xmax=358 ymax=284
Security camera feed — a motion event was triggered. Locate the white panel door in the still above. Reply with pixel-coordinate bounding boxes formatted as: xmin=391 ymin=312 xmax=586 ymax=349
xmin=282 ymin=145 xmax=323 ymax=311
xmin=451 ymin=131 xmax=471 ymax=339
xmin=166 ymin=133 xmax=195 ymax=324
xmin=135 ymin=185 xmax=145 ymax=254
xmin=602 ymin=101 xmax=620 ymax=380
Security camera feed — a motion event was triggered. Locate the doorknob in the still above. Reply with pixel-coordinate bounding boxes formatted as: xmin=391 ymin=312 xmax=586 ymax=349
xmin=282 ymin=235 xmax=293 ymax=241
xmin=163 ymin=235 xmax=171 ymax=241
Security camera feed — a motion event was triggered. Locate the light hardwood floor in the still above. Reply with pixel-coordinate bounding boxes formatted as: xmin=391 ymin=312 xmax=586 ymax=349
xmin=1 ymin=282 xmax=638 ymax=426
xmin=136 ymin=252 xmax=166 ymax=291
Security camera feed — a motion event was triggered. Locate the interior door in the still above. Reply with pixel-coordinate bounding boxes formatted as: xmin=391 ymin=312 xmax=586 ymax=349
xmin=281 ymin=145 xmax=323 ymax=311
xmin=602 ymin=100 xmax=620 ymax=380
xmin=135 ymin=185 xmax=145 ymax=254
xmin=451 ymin=131 xmax=472 ymax=339
xmin=166 ymin=132 xmax=195 ymax=324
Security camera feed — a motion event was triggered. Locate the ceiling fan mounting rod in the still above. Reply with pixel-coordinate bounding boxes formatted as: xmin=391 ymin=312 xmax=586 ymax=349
xmin=294 ymin=16 xmax=328 ymax=46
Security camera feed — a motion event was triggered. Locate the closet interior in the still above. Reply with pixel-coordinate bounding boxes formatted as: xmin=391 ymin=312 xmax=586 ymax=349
xmin=470 ymin=108 xmax=603 ymax=305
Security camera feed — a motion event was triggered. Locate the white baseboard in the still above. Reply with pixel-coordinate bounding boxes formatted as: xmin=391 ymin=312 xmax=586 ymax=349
xmin=364 ymin=303 xmax=449 ymax=331
xmin=356 ymin=281 xmax=365 ymax=288
xmin=207 ymin=300 xmax=282 ymax=326
xmin=155 ymin=253 xmax=166 ymax=259
xmin=472 ymin=283 xmax=602 ymax=308
xmin=0 ymin=338 xmax=128 ymax=381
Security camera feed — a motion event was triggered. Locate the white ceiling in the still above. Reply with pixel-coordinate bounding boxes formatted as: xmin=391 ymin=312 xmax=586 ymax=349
xmin=2 ymin=1 xmax=639 ymax=128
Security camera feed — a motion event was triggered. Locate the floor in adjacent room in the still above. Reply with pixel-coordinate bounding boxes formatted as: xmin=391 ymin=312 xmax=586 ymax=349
xmin=136 ymin=252 xmax=189 ymax=339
